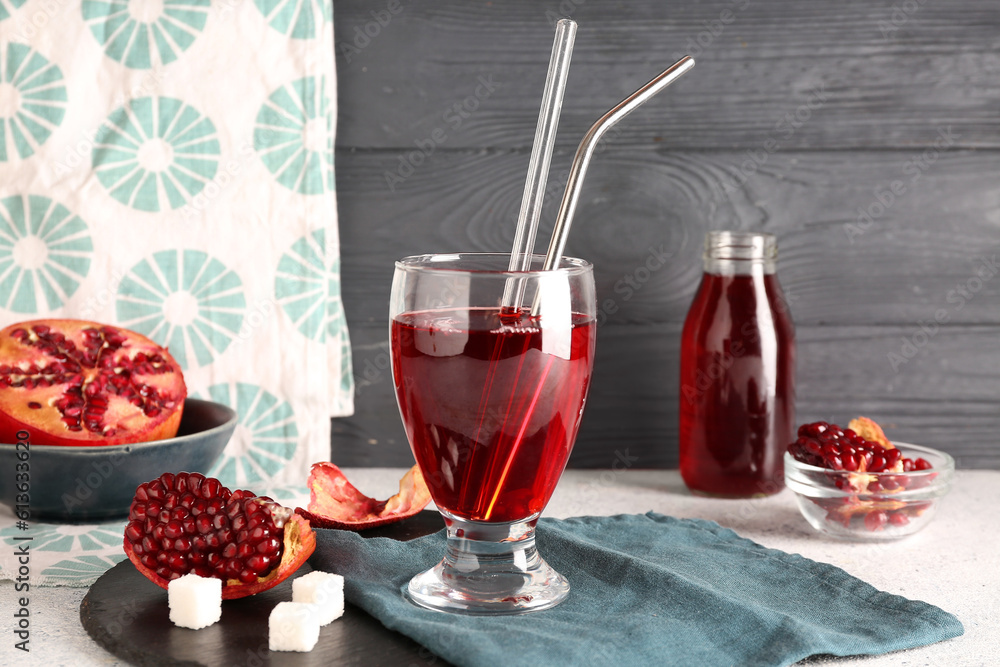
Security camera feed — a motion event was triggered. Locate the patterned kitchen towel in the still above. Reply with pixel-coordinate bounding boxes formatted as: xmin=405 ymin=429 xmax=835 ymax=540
xmin=313 ymin=513 xmax=965 ymax=667
xmin=0 ymin=1 xmax=352 ymax=495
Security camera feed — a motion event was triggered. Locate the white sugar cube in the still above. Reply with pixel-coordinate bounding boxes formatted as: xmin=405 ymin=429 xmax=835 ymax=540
xmin=292 ymin=571 xmax=345 ymax=626
xmin=269 ymin=602 xmax=322 ymax=652
xmin=168 ymin=574 xmax=222 ymax=630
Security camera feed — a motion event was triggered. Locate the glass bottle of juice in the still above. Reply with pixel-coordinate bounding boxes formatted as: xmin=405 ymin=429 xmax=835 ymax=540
xmin=679 ymin=231 xmax=795 ymax=497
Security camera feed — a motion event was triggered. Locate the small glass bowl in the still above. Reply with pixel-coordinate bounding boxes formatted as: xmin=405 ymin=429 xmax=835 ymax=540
xmin=784 ymin=443 xmax=954 ymax=541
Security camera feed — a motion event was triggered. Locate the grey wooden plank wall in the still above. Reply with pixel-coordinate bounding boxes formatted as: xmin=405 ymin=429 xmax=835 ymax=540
xmin=331 ymin=0 xmax=1000 ymax=469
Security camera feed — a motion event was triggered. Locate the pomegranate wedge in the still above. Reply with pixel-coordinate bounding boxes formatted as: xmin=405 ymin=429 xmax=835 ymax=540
xmin=123 ymin=472 xmax=315 ymax=599
xmin=300 ymin=463 xmax=431 ymax=530
xmin=0 ymin=319 xmax=186 ymax=446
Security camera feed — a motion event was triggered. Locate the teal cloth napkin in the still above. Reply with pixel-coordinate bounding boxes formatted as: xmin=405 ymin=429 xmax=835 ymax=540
xmin=312 ymin=512 xmax=963 ymax=667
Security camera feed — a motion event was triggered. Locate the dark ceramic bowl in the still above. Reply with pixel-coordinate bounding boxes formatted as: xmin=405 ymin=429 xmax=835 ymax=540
xmin=0 ymin=399 xmax=236 ymax=522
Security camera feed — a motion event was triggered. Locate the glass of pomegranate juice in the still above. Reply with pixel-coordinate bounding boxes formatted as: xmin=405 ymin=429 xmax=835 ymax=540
xmin=390 ymin=253 xmax=596 ymax=614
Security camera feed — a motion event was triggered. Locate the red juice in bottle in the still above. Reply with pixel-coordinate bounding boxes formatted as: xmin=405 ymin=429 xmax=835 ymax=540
xmin=392 ymin=307 xmax=595 ymax=522
xmin=679 ymin=232 xmax=795 ymax=497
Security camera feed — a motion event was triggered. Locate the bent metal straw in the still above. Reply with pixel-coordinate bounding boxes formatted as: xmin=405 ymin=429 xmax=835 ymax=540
xmin=532 ymin=55 xmax=696 ymax=315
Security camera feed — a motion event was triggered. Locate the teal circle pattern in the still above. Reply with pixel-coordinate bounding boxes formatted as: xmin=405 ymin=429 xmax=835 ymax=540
xmin=0 ymin=43 xmax=68 ymax=161
xmin=254 ymin=76 xmax=334 ymax=195
xmin=115 ymin=249 xmax=246 ymax=369
xmin=254 ymin=0 xmax=332 ymax=39
xmin=93 ymin=96 xmax=220 ymax=212
xmin=82 ymin=0 xmax=210 ymax=69
xmin=0 ymin=521 xmax=123 ymax=553
xmin=196 ymin=382 xmax=299 ymax=487
xmin=274 ymin=228 xmax=346 ymax=342
xmin=0 ymin=0 xmax=27 ymax=22
xmin=0 ymin=521 xmax=126 ymax=584
xmin=339 ymin=334 xmax=353 ymax=395
xmin=42 ymin=554 xmax=127 ymax=585
xmin=0 ymin=194 xmax=93 ymax=313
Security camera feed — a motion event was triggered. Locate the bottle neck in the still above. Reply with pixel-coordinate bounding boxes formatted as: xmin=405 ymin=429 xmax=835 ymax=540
xmin=703 ymin=231 xmax=777 ymax=276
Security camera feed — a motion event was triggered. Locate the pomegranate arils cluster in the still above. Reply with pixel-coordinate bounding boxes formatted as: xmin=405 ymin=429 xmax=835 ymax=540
xmin=788 ymin=421 xmax=929 ymax=474
xmin=126 ymin=472 xmax=284 ymax=585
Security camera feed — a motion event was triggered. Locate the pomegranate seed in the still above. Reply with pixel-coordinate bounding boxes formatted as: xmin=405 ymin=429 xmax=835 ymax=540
xmin=142 ymin=536 xmax=159 ymax=554
xmin=257 ymin=537 xmax=281 ymax=556
xmin=195 ymin=515 xmax=213 ymax=534
xmin=246 ymin=555 xmax=271 ymax=572
xmin=125 ymin=522 xmax=143 ymax=542
xmin=238 ymin=568 xmax=258 ymax=584
xmin=222 ymin=543 xmax=237 ymax=559
xmin=889 ymin=512 xmax=910 ymax=527
xmin=249 ymin=525 xmax=267 ymax=543
xmin=864 ymin=511 xmax=888 ymax=531
xmin=27 ymin=401 xmax=42 ymax=410
xmin=167 ymin=552 xmax=188 ymax=573
xmin=164 ymin=521 xmax=184 ymax=540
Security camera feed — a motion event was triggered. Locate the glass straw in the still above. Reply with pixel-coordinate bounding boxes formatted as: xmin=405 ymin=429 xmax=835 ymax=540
xmin=501 ymin=18 xmax=577 ymax=311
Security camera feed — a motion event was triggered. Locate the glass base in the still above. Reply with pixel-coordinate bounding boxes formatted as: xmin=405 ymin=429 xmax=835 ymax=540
xmin=406 ymin=512 xmax=569 ymax=615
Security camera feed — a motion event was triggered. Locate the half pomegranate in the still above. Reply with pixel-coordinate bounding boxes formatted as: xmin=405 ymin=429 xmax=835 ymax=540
xmin=123 ymin=472 xmax=316 ymax=599
xmin=0 ymin=319 xmax=186 ymax=446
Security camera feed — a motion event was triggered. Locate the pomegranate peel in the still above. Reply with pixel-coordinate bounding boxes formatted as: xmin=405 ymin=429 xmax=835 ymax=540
xmin=847 ymin=416 xmax=894 ymax=451
xmin=123 ymin=472 xmax=315 ymax=599
xmin=299 ymin=463 xmax=431 ymax=530
xmin=0 ymin=319 xmax=186 ymax=446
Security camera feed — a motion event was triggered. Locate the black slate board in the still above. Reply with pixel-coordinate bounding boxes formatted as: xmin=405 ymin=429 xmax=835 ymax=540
xmin=80 ymin=511 xmax=451 ymax=666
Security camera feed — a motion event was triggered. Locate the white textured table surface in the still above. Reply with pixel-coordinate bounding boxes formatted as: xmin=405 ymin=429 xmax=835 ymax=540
xmin=2 ymin=468 xmax=998 ymax=666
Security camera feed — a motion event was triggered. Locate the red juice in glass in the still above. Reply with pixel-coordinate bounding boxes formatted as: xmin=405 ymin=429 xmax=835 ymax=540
xmin=679 ymin=232 xmax=795 ymax=497
xmin=392 ymin=307 xmax=595 ymax=522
